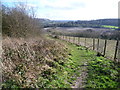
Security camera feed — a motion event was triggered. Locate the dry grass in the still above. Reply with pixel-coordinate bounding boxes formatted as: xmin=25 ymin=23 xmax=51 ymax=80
xmin=2 ymin=37 xmax=68 ymax=87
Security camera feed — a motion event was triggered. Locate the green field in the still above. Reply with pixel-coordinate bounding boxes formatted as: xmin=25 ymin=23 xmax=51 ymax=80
xmin=102 ymin=25 xmax=118 ymax=29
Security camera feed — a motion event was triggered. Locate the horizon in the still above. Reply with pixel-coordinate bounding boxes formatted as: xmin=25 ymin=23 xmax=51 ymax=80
xmin=38 ymin=18 xmax=118 ymax=21
xmin=2 ymin=0 xmax=119 ymax=20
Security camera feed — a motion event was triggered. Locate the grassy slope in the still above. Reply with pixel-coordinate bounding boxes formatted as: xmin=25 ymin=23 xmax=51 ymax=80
xmin=52 ymin=37 xmax=120 ymax=88
xmin=46 ymin=37 xmax=97 ymax=88
xmin=2 ymin=36 xmax=120 ymax=88
xmin=86 ymin=56 xmax=120 ymax=88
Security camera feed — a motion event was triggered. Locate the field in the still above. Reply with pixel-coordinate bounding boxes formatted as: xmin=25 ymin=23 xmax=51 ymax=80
xmin=102 ymin=25 xmax=118 ymax=29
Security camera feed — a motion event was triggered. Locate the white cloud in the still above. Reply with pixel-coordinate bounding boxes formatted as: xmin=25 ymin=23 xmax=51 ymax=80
xmin=2 ymin=0 xmax=120 ymax=20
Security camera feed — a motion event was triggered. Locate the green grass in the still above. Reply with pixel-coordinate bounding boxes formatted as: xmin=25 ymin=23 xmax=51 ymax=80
xmin=102 ymin=25 xmax=118 ymax=29
xmin=86 ymin=56 xmax=120 ymax=88
xmin=2 ymin=36 xmax=120 ymax=88
xmin=41 ymin=37 xmax=97 ymax=88
xmin=58 ymin=36 xmax=120 ymax=88
xmin=64 ymin=36 xmax=117 ymax=60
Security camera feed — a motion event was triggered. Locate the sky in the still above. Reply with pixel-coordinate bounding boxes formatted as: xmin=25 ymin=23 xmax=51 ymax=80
xmin=2 ymin=0 xmax=120 ymax=20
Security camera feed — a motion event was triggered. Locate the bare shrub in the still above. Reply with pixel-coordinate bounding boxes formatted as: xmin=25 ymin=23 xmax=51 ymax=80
xmin=2 ymin=3 xmax=41 ymax=38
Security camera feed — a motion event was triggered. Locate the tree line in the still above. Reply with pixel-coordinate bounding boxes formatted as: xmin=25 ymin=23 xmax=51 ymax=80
xmin=43 ymin=19 xmax=119 ymax=29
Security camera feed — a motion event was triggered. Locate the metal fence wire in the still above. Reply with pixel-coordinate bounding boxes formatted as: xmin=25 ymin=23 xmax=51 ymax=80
xmin=58 ymin=35 xmax=120 ymax=62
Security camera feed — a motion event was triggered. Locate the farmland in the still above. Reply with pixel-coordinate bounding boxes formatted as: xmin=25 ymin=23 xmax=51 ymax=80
xmin=101 ymin=25 xmax=118 ymax=29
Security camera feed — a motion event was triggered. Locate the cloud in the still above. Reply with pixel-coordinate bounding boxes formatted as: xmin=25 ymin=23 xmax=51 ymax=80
xmin=43 ymin=2 xmax=85 ymax=10
xmin=2 ymin=0 xmax=38 ymax=3
xmin=26 ymin=3 xmax=37 ymax=8
xmin=2 ymin=0 xmax=120 ymax=20
xmin=38 ymin=0 xmax=119 ymax=20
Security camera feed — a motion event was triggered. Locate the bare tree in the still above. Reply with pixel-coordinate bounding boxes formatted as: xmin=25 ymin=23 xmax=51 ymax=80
xmin=2 ymin=2 xmax=41 ymax=37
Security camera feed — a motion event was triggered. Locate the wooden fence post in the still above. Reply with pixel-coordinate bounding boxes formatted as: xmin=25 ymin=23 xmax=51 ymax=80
xmin=74 ymin=37 xmax=75 ymax=43
xmin=103 ymin=39 xmax=107 ymax=56
xmin=118 ymin=41 xmax=120 ymax=62
xmin=114 ymin=40 xmax=119 ymax=61
xmin=78 ymin=37 xmax=79 ymax=45
xmin=72 ymin=36 xmax=74 ymax=43
xmin=97 ymin=39 xmax=100 ymax=51
xmin=65 ymin=36 xmax=66 ymax=41
xmin=66 ymin=36 xmax=67 ymax=41
xmin=69 ymin=36 xmax=70 ymax=42
xmin=66 ymin=36 xmax=67 ymax=42
xmin=77 ymin=37 xmax=78 ymax=44
xmin=93 ymin=38 xmax=95 ymax=50
xmin=85 ymin=38 xmax=86 ymax=46
xmin=79 ymin=37 xmax=80 ymax=45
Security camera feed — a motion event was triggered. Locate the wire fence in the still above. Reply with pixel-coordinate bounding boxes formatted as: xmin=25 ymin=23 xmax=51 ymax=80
xmin=58 ymin=35 xmax=120 ymax=62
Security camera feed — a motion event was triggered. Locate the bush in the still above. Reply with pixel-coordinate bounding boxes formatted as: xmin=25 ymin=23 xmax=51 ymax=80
xmin=2 ymin=4 xmax=41 ymax=37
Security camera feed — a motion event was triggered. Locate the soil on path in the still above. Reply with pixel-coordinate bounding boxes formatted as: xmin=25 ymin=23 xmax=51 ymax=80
xmin=71 ymin=62 xmax=88 ymax=88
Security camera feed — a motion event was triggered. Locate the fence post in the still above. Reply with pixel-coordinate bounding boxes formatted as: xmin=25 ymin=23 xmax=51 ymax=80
xmin=78 ymin=37 xmax=80 ymax=45
xmin=97 ymin=39 xmax=99 ymax=51
xmin=79 ymin=37 xmax=80 ymax=45
xmin=74 ymin=37 xmax=75 ymax=43
xmin=66 ymin=36 xmax=67 ymax=42
xmin=77 ymin=37 xmax=78 ymax=44
xmin=118 ymin=41 xmax=120 ymax=62
xmin=66 ymin=36 xmax=67 ymax=41
xmin=72 ymin=36 xmax=74 ymax=43
xmin=85 ymin=38 xmax=86 ymax=46
xmin=93 ymin=38 xmax=95 ymax=50
xmin=69 ymin=36 xmax=70 ymax=42
xmin=114 ymin=40 xmax=119 ymax=61
xmin=103 ymin=39 xmax=107 ymax=56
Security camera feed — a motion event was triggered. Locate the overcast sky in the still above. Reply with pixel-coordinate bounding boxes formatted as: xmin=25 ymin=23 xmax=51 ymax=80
xmin=2 ymin=0 xmax=120 ymax=20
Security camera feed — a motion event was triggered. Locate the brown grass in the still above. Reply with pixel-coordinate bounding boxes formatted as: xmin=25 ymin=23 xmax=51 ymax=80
xmin=2 ymin=37 xmax=68 ymax=87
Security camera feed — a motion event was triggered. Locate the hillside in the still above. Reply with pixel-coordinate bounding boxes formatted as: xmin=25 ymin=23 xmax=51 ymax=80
xmin=2 ymin=3 xmax=120 ymax=89
xmin=38 ymin=18 xmax=119 ymax=29
xmin=2 ymin=36 xmax=120 ymax=88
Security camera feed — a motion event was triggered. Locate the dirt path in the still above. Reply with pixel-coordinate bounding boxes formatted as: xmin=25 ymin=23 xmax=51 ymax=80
xmin=71 ymin=62 xmax=88 ymax=88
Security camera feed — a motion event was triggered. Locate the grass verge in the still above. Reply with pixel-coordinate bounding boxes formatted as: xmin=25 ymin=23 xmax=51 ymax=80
xmin=86 ymin=56 xmax=120 ymax=88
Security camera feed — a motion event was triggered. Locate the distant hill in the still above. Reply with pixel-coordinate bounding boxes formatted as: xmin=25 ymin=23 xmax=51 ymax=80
xmin=75 ymin=19 xmax=118 ymax=26
xmin=36 ymin=18 xmax=118 ymax=29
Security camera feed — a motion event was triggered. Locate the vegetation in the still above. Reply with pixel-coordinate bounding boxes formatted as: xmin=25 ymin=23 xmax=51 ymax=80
xmin=42 ymin=19 xmax=118 ymax=29
xmin=2 ymin=4 xmax=41 ymax=37
xmin=2 ymin=37 xmax=69 ymax=88
xmin=64 ymin=36 xmax=117 ymax=59
xmin=101 ymin=25 xmax=118 ymax=29
xmin=47 ymin=27 xmax=120 ymax=40
xmin=2 ymin=36 xmax=95 ymax=88
xmin=86 ymin=56 xmax=120 ymax=88
xmin=1 ymin=2 xmax=120 ymax=89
